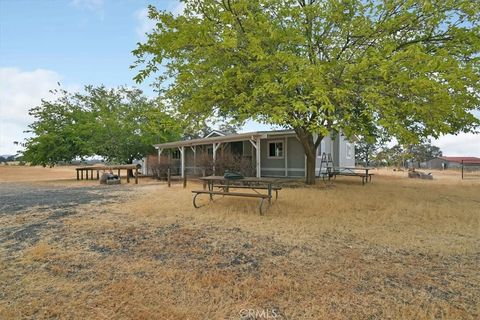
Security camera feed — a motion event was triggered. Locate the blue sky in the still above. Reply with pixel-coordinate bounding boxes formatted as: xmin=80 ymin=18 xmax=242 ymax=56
xmin=0 ymin=0 xmax=478 ymax=156
xmin=0 ymin=0 xmax=171 ymax=92
xmin=0 ymin=0 xmax=268 ymax=155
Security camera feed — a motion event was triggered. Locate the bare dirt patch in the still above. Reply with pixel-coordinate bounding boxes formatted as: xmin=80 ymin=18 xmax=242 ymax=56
xmin=0 ymin=169 xmax=479 ymax=319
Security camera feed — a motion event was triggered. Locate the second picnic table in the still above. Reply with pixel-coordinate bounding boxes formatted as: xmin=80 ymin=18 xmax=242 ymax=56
xmin=192 ymin=176 xmax=282 ymax=215
xmin=322 ymin=167 xmax=374 ymax=185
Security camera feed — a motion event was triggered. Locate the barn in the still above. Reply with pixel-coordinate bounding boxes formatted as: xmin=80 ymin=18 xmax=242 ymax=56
xmin=427 ymin=156 xmax=480 ymax=170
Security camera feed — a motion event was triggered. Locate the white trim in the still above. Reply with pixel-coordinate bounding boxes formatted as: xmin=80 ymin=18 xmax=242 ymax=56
xmin=267 ymin=140 xmax=285 ymax=159
xmin=255 ymin=138 xmax=261 ymax=177
xmin=157 ymin=148 xmax=163 ymax=163
xmin=153 ymin=130 xmax=297 ymax=149
xmin=205 ymin=130 xmax=225 ymax=138
xmin=262 ymin=167 xmax=305 ymax=172
xmin=345 ymin=142 xmax=354 ymax=160
xmin=179 ymin=146 xmax=185 ymax=178
xmin=213 ymin=142 xmax=222 ymax=153
xmin=212 ymin=142 xmax=221 ymax=174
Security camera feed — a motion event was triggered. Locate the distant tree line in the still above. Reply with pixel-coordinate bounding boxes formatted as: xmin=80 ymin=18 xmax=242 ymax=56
xmin=356 ymin=140 xmax=442 ymax=168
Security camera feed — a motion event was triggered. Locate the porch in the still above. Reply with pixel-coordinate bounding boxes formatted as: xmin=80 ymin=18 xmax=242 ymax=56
xmin=151 ymin=131 xmax=306 ymax=179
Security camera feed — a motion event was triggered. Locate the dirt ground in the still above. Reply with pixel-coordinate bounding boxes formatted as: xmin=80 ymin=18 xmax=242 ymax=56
xmin=0 ymin=166 xmax=478 ymax=319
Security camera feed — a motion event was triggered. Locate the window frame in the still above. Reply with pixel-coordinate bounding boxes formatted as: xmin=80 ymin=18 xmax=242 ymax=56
xmin=171 ymin=149 xmax=181 ymax=160
xmin=267 ymin=140 xmax=285 ymax=159
xmin=345 ymin=143 xmax=353 ymax=160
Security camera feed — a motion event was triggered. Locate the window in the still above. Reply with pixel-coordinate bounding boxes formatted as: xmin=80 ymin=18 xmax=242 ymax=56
xmin=268 ymin=141 xmax=284 ymax=158
xmin=346 ymin=143 xmax=353 ymax=160
xmin=172 ymin=149 xmax=181 ymax=159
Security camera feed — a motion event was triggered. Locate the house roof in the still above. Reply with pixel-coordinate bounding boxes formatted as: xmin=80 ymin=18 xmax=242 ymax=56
xmin=204 ymin=130 xmax=226 ymax=138
xmin=153 ymin=129 xmax=296 ymax=149
xmin=439 ymin=156 xmax=480 ymax=163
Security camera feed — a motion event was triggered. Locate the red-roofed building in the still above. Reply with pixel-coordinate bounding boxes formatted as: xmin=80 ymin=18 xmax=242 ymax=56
xmin=427 ymin=156 xmax=480 ymax=169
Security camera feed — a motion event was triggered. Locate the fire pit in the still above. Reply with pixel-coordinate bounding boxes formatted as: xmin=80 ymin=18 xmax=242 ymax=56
xmin=100 ymin=172 xmax=121 ymax=185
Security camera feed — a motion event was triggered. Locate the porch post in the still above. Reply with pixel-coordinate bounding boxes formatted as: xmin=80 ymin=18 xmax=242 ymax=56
xmin=256 ymin=138 xmax=261 ymax=177
xmin=212 ymin=142 xmax=221 ymax=175
xmin=249 ymin=139 xmax=261 ymax=178
xmin=157 ymin=148 xmax=163 ymax=163
xmin=212 ymin=143 xmax=216 ymax=175
xmin=190 ymin=146 xmax=196 ymax=175
xmin=179 ymin=146 xmax=185 ymax=178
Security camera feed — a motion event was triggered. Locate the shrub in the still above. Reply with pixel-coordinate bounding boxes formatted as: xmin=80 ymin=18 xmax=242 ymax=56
xmin=195 ymin=151 xmax=254 ymax=177
xmin=146 ymin=155 xmax=177 ymax=180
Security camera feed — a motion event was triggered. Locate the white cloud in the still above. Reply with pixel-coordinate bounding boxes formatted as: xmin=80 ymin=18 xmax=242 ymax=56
xmin=0 ymin=68 xmax=78 ymax=155
xmin=71 ymin=0 xmax=105 ymax=20
xmin=432 ymin=132 xmax=480 ymax=157
xmin=170 ymin=1 xmax=186 ymax=16
xmin=134 ymin=7 xmax=156 ymax=40
xmin=71 ymin=0 xmax=104 ymax=11
xmin=134 ymin=2 xmax=186 ymax=40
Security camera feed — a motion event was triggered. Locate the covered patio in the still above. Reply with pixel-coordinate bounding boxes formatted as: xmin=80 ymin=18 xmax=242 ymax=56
xmin=154 ymin=132 xmax=262 ymax=178
xmin=152 ymin=130 xmax=303 ymax=179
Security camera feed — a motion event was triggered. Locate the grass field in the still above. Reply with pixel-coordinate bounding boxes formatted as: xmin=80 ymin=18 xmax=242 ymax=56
xmin=0 ymin=166 xmax=478 ymax=319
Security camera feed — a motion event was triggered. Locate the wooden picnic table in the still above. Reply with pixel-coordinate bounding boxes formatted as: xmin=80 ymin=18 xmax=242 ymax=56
xmin=328 ymin=167 xmax=375 ymax=185
xmin=192 ymin=176 xmax=282 ymax=215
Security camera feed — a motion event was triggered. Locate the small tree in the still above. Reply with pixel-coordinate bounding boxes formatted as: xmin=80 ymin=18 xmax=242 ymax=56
xmin=23 ymin=86 xmax=180 ymax=166
xmin=408 ymin=143 xmax=442 ymax=168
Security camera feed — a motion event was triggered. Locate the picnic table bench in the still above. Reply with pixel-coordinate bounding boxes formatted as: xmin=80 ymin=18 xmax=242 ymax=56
xmin=214 ymin=184 xmax=281 ymax=199
xmin=192 ymin=176 xmax=281 ymax=215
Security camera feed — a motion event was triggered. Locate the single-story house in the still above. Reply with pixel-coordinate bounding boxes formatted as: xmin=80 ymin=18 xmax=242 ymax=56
xmin=146 ymin=130 xmax=355 ymax=178
xmin=427 ymin=156 xmax=480 ymax=169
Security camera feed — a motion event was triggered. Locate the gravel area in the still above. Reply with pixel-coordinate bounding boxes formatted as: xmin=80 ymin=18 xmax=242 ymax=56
xmin=0 ymin=182 xmax=136 ymax=251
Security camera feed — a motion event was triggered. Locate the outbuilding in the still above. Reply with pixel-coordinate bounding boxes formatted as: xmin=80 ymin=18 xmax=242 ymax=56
xmin=427 ymin=156 xmax=480 ymax=170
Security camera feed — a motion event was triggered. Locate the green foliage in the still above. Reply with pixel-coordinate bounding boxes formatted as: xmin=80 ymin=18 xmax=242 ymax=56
xmin=376 ymin=144 xmax=411 ymax=167
xmin=360 ymin=141 xmax=442 ymax=167
xmin=407 ymin=142 xmax=443 ymax=166
xmin=132 ymin=0 xmax=480 ymax=183
xmin=23 ymin=86 xmax=180 ymax=166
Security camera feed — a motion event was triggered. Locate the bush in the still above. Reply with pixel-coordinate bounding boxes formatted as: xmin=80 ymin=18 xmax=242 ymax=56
xmin=146 ymin=155 xmax=177 ymax=180
xmin=195 ymin=151 xmax=254 ymax=177
xmin=196 ymin=151 xmax=213 ymax=177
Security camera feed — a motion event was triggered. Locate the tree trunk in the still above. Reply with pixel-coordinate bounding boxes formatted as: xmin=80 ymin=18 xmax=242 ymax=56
xmin=305 ymin=152 xmax=317 ymax=185
xmin=295 ymin=128 xmax=322 ymax=185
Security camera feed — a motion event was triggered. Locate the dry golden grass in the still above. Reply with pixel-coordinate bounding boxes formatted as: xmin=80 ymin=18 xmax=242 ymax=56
xmin=0 ymin=168 xmax=479 ymax=319
xmin=0 ymin=165 xmax=77 ymax=182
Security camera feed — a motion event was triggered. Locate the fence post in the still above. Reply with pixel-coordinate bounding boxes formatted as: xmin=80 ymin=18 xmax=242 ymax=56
xmin=461 ymin=160 xmax=464 ymax=180
xmin=167 ymin=168 xmax=171 ymax=187
xmin=183 ymin=174 xmax=187 ymax=188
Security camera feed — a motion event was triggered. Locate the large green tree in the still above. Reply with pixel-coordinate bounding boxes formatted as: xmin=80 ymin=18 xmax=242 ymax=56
xmin=133 ymin=0 xmax=480 ymax=184
xmin=23 ymin=86 xmax=179 ymax=166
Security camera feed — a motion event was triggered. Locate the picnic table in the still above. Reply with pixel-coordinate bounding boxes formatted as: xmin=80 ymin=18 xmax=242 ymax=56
xmin=322 ymin=167 xmax=374 ymax=185
xmin=192 ymin=176 xmax=281 ymax=215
